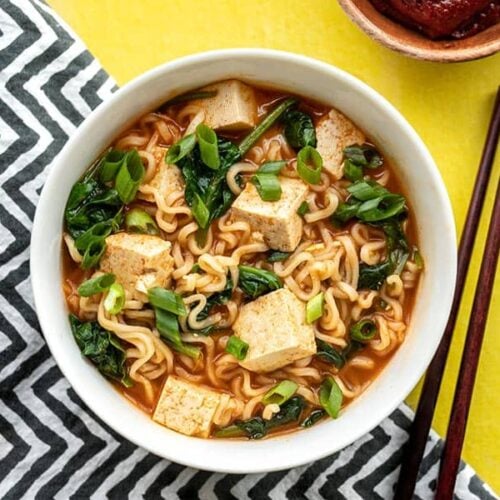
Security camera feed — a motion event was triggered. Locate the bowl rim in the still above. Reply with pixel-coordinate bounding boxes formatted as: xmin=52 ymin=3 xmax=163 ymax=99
xmin=337 ymin=0 xmax=500 ymax=62
xmin=30 ymin=48 xmax=457 ymax=473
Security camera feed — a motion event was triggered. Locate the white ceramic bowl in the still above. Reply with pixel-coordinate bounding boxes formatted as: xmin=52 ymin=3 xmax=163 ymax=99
xmin=31 ymin=49 xmax=456 ymax=473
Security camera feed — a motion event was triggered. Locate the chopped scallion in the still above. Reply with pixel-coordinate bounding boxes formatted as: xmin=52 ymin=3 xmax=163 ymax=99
xmin=297 ymin=201 xmax=309 ymax=216
xmin=115 ymin=150 xmax=145 ymax=203
xmin=154 ymin=307 xmax=200 ymax=359
xmin=350 ymin=319 xmax=377 ymax=342
xmin=262 ymin=380 xmax=298 ymax=406
xmin=347 ymin=180 xmax=388 ymax=201
xmin=104 ymin=283 xmax=125 ymax=315
xmin=251 ymin=173 xmax=282 ymax=201
xmin=258 ymin=160 xmax=286 ymax=175
xmin=99 ymin=150 xmax=127 ymax=183
xmin=148 ymin=287 xmax=186 ymax=316
xmin=239 ymin=98 xmax=297 ymax=157
xmin=343 ymin=144 xmax=383 ymax=169
xmin=343 ymin=159 xmax=364 ymax=182
xmin=306 ymin=292 xmax=324 ymax=323
xmin=81 ymin=239 xmax=107 ymax=270
xmin=413 ymin=246 xmax=424 ymax=269
xmin=125 ymin=208 xmax=159 ymax=235
xmin=297 ymin=146 xmax=323 ymax=185
xmin=196 ymin=123 xmax=220 ymax=169
xmin=319 ymin=376 xmax=343 ymax=419
xmin=78 ymin=273 xmax=115 ymax=297
xmin=165 ymin=90 xmax=217 ymax=106
xmin=225 ymin=335 xmax=249 ymax=360
xmin=165 ymin=133 xmax=197 ymax=164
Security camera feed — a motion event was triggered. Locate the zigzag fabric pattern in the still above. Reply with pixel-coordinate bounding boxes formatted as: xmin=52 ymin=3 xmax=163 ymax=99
xmin=0 ymin=1 xmax=497 ymax=498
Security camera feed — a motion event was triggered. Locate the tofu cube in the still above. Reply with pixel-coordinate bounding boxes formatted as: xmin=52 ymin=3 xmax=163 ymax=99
xmin=316 ymin=109 xmax=365 ymax=179
xmin=188 ymin=80 xmax=258 ymax=132
xmin=233 ymin=288 xmax=316 ymax=372
xmin=141 ymin=146 xmax=185 ymax=203
xmin=231 ymin=178 xmax=308 ymax=252
xmin=153 ymin=376 xmax=223 ymax=438
xmin=99 ymin=233 xmax=174 ymax=300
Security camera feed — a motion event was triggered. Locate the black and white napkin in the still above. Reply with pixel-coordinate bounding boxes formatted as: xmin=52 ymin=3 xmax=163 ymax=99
xmin=0 ymin=1 xmax=496 ymax=498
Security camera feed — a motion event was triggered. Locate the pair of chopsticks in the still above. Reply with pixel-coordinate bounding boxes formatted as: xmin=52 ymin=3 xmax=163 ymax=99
xmin=396 ymin=87 xmax=500 ymax=500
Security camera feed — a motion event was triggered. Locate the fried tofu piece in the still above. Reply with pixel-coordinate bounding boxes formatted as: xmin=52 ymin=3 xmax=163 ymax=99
xmin=99 ymin=233 xmax=174 ymax=300
xmin=316 ymin=109 xmax=366 ymax=179
xmin=188 ymin=79 xmax=258 ymax=132
xmin=231 ymin=178 xmax=308 ymax=252
xmin=140 ymin=146 xmax=184 ymax=203
xmin=152 ymin=376 xmax=223 ymax=438
xmin=233 ymin=288 xmax=316 ymax=372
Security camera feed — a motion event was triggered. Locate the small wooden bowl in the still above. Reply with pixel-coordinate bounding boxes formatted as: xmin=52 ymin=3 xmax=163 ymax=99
xmin=338 ymin=0 xmax=500 ymax=62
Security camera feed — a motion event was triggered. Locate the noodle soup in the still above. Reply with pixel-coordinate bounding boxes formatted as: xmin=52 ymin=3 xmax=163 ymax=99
xmin=62 ymin=80 xmax=422 ymax=440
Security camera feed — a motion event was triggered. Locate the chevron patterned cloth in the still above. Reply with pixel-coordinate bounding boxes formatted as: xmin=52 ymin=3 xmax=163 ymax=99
xmin=0 ymin=1 xmax=497 ymax=499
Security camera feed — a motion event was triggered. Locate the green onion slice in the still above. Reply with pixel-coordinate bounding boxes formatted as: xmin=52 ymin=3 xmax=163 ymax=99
xmin=261 ymin=380 xmax=298 ymax=406
xmin=104 ymin=283 xmax=125 ymax=315
xmin=297 ymin=201 xmax=310 ymax=216
xmin=154 ymin=307 xmax=200 ymax=359
xmin=413 ymin=246 xmax=424 ymax=269
xmin=165 ymin=90 xmax=217 ymax=106
xmin=343 ymin=144 xmax=383 ymax=169
xmin=78 ymin=273 xmax=115 ymax=297
xmin=347 ymin=180 xmax=388 ymax=201
xmin=297 ymin=146 xmax=323 ymax=185
xmin=251 ymin=173 xmax=282 ymax=201
xmin=331 ymin=201 xmax=361 ymax=225
xmin=148 ymin=287 xmax=186 ymax=316
xmin=196 ymin=123 xmax=220 ymax=169
xmin=258 ymin=160 xmax=286 ymax=175
xmin=99 ymin=149 xmax=127 ymax=183
xmin=225 ymin=335 xmax=249 ymax=360
xmin=81 ymin=239 xmax=107 ymax=270
xmin=165 ymin=133 xmax=197 ymax=165
xmin=239 ymin=98 xmax=297 ymax=157
xmin=192 ymin=193 xmax=210 ymax=229
xmin=319 ymin=376 xmax=343 ymax=419
xmin=356 ymin=194 xmax=406 ymax=222
xmin=343 ymin=159 xmax=363 ymax=182
xmin=306 ymin=292 xmax=324 ymax=323
xmin=350 ymin=319 xmax=377 ymax=342
xmin=115 ymin=149 xmax=145 ymax=203
xmin=125 ymin=208 xmax=159 ymax=235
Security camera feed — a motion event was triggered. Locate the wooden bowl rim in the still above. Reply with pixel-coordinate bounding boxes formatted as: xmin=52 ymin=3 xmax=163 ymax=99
xmin=338 ymin=0 xmax=500 ymax=62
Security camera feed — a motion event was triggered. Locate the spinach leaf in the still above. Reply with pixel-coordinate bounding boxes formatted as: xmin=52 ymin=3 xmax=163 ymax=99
xmin=358 ymin=216 xmax=410 ymax=290
xmin=267 ymin=250 xmax=291 ymax=263
xmin=238 ymin=265 xmax=282 ymax=299
xmin=358 ymin=260 xmax=393 ymax=290
xmin=266 ymin=395 xmax=306 ymax=430
xmin=65 ymin=178 xmax=122 ymax=239
xmin=301 ymin=409 xmax=327 ymax=428
xmin=69 ymin=314 xmax=132 ymax=387
xmin=196 ymin=277 xmax=234 ymax=321
xmin=315 ymin=339 xmax=363 ymax=368
xmin=343 ymin=144 xmax=383 ymax=170
xmin=282 ymin=109 xmax=317 ymax=149
xmin=179 ymin=137 xmax=240 ymax=236
xmin=215 ymin=396 xmax=306 ymax=439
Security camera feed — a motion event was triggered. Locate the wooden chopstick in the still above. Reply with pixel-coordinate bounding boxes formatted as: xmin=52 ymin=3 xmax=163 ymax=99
xmin=436 ymin=177 xmax=500 ymax=498
xmin=395 ymin=86 xmax=500 ymax=500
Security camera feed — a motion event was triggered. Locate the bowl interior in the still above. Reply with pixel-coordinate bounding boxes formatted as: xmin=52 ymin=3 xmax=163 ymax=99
xmin=30 ymin=49 xmax=456 ymax=473
xmin=338 ymin=0 xmax=500 ymax=62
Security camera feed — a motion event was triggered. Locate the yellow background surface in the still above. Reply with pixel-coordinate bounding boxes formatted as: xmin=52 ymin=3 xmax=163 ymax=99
xmin=49 ymin=0 xmax=500 ymax=491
